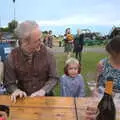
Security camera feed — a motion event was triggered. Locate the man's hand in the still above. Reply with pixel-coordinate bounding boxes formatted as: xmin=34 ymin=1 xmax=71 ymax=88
xmin=30 ymin=89 xmax=46 ymax=97
xmin=11 ymin=89 xmax=27 ymax=103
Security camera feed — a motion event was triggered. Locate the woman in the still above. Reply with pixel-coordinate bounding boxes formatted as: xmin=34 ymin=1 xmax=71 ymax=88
xmin=94 ymin=35 xmax=120 ymax=95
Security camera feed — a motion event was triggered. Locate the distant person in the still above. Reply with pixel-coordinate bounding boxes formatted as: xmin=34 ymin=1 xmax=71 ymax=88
xmin=93 ymin=35 xmax=120 ymax=96
xmin=0 ymin=40 xmax=12 ymax=62
xmin=60 ymin=57 xmax=85 ymax=97
xmin=0 ymin=59 xmax=4 ymax=83
xmin=48 ymin=30 xmax=53 ymax=48
xmin=64 ymin=28 xmax=74 ymax=58
xmin=74 ymin=29 xmax=84 ymax=62
xmin=43 ymin=32 xmax=49 ymax=47
xmin=4 ymin=21 xmax=58 ymax=103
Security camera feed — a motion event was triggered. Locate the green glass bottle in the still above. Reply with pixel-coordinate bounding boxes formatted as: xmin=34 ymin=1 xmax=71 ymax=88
xmin=96 ymin=76 xmax=116 ymax=120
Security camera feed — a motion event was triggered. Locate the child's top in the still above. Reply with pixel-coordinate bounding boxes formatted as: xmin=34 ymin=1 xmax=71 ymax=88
xmin=60 ymin=74 xmax=85 ymax=97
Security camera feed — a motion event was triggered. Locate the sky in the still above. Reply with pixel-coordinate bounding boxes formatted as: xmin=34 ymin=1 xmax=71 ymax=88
xmin=0 ymin=0 xmax=120 ymax=35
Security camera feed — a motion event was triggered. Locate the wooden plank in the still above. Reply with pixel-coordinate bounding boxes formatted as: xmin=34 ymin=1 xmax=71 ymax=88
xmin=0 ymin=95 xmax=11 ymax=105
xmin=10 ymin=107 xmax=76 ymax=120
xmin=0 ymin=95 xmax=76 ymax=120
xmin=0 ymin=95 xmax=75 ymax=108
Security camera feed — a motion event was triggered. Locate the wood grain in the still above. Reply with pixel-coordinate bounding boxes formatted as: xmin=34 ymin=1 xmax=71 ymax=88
xmin=0 ymin=95 xmax=76 ymax=120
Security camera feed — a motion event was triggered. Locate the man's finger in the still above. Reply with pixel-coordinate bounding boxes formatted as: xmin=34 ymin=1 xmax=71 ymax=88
xmin=23 ymin=92 xmax=27 ymax=97
xmin=12 ymin=94 xmax=16 ymax=103
xmin=19 ymin=92 xmax=23 ymax=98
xmin=10 ymin=95 xmax=14 ymax=102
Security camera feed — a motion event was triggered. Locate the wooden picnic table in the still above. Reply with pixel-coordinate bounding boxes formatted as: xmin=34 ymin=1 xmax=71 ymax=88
xmin=0 ymin=95 xmax=119 ymax=120
xmin=0 ymin=95 xmax=76 ymax=120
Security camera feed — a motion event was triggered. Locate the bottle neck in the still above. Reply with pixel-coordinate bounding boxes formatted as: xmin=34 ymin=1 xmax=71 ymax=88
xmin=104 ymin=81 xmax=113 ymax=95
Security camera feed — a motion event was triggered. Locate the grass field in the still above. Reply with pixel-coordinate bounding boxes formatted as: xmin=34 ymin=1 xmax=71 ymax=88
xmin=54 ymin=51 xmax=106 ymax=96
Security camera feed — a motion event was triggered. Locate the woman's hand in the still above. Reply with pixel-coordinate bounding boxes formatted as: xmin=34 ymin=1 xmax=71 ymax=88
xmin=85 ymin=106 xmax=97 ymax=120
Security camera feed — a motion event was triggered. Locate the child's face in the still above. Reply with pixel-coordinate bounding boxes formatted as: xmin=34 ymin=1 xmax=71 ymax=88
xmin=67 ymin=63 xmax=79 ymax=77
xmin=0 ymin=111 xmax=7 ymax=120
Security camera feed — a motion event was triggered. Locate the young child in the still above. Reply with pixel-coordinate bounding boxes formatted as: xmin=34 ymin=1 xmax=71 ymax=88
xmin=60 ymin=57 xmax=85 ymax=97
xmin=0 ymin=105 xmax=9 ymax=120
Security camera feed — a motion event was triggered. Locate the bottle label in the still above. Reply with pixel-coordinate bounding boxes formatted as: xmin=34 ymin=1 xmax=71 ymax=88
xmin=105 ymin=81 xmax=113 ymax=95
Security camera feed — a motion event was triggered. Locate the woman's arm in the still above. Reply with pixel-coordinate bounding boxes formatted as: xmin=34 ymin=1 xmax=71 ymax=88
xmin=92 ymin=59 xmax=104 ymax=97
xmin=96 ymin=60 xmax=104 ymax=88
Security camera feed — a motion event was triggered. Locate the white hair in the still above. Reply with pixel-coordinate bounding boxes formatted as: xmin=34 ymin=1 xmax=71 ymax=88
xmin=15 ymin=20 xmax=39 ymax=40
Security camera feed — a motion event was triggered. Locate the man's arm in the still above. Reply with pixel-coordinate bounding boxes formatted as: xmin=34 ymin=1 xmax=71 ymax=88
xmin=42 ymin=49 xmax=58 ymax=94
xmin=92 ymin=59 xmax=104 ymax=97
xmin=4 ymin=54 xmax=27 ymax=102
xmin=30 ymin=49 xmax=58 ymax=97
xmin=3 ymin=54 xmax=18 ymax=94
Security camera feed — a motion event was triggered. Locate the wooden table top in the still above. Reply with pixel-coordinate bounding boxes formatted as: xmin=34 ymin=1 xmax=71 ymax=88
xmin=0 ymin=96 xmax=76 ymax=120
xmin=0 ymin=96 xmax=119 ymax=120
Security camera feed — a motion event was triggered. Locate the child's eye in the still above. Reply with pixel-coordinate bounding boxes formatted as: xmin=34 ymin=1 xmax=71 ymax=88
xmin=69 ymin=67 xmax=78 ymax=70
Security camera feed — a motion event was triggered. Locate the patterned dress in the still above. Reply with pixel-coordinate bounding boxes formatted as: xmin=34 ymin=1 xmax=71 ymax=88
xmin=60 ymin=74 xmax=85 ymax=97
xmin=98 ymin=58 xmax=120 ymax=92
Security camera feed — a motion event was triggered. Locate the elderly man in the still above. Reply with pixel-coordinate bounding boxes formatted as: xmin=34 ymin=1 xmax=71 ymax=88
xmin=3 ymin=21 xmax=58 ymax=102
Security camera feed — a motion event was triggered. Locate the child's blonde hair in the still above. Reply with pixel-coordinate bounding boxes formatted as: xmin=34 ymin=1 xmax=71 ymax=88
xmin=64 ymin=57 xmax=81 ymax=75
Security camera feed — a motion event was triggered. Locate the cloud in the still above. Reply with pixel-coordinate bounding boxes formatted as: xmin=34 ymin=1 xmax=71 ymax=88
xmin=37 ymin=14 xmax=120 ymax=27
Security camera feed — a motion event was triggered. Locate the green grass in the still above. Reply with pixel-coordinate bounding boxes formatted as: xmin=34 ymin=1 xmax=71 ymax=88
xmin=54 ymin=52 xmax=106 ymax=96
xmin=81 ymin=52 xmax=106 ymax=76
